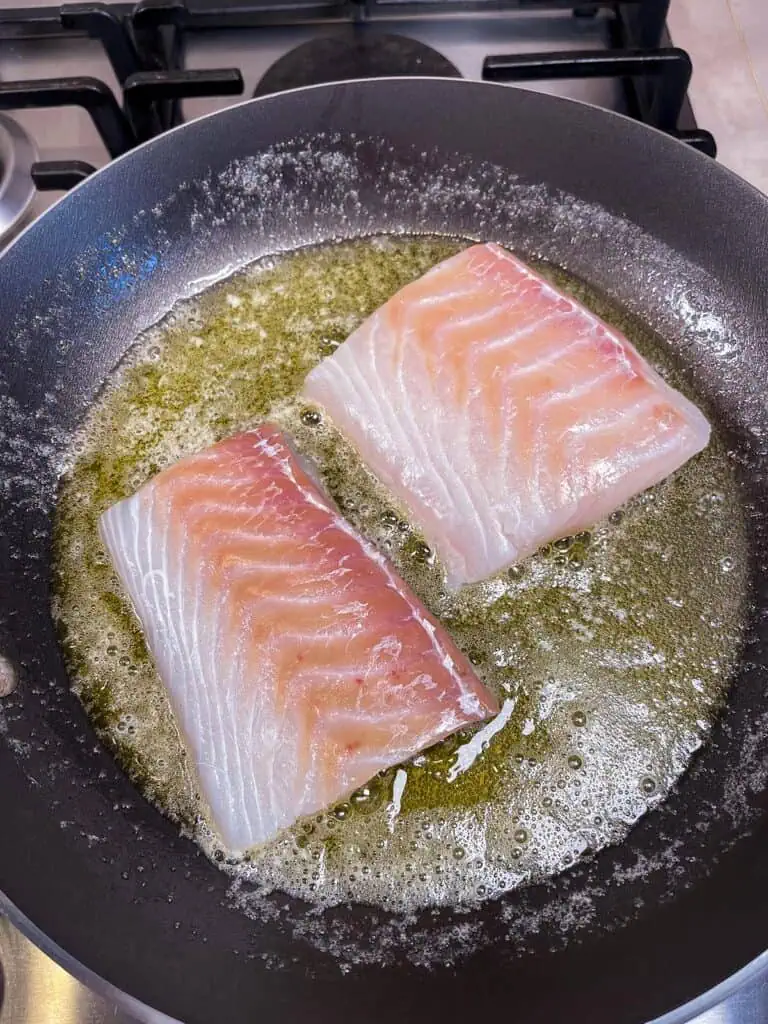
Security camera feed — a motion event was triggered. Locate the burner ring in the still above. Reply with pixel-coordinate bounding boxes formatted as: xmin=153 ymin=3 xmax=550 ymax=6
xmin=0 ymin=114 xmax=37 ymax=251
xmin=254 ymin=33 xmax=462 ymax=98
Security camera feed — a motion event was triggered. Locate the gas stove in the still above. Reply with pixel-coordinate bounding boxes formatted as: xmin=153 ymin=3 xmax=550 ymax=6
xmin=0 ymin=1 xmax=766 ymax=1021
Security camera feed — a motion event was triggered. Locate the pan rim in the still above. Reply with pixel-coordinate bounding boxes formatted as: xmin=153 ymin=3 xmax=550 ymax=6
xmin=1 ymin=75 xmax=765 ymax=267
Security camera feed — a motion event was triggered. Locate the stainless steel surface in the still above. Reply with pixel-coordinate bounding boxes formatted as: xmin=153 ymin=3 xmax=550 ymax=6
xmin=0 ymin=6 xmax=766 ymax=1023
xmin=0 ymin=915 xmax=138 ymax=1024
xmin=0 ymin=113 xmax=36 ymax=249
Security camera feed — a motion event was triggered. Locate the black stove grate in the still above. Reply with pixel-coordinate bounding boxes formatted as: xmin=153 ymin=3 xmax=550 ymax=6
xmin=0 ymin=0 xmax=716 ymax=194
xmin=483 ymin=48 xmax=715 ymax=153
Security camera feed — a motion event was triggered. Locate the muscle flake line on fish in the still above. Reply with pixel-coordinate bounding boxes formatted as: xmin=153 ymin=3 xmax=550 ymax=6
xmin=99 ymin=425 xmax=498 ymax=852
xmin=302 ymin=243 xmax=711 ymax=587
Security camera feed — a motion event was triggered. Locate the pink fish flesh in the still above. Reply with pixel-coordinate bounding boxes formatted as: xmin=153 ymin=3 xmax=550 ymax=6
xmin=99 ymin=425 xmax=498 ymax=851
xmin=302 ymin=243 xmax=711 ymax=587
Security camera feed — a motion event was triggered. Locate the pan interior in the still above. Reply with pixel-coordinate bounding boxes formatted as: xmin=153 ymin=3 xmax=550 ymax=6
xmin=52 ymin=233 xmax=749 ymax=919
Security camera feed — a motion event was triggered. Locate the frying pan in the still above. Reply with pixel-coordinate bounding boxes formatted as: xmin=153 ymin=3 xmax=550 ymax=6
xmin=0 ymin=78 xmax=767 ymax=1024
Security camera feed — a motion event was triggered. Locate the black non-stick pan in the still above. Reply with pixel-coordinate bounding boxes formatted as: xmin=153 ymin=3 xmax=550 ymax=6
xmin=0 ymin=78 xmax=767 ymax=1024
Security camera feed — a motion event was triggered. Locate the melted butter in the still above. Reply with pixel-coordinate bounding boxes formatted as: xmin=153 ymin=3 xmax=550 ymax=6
xmin=52 ymin=236 xmax=749 ymax=910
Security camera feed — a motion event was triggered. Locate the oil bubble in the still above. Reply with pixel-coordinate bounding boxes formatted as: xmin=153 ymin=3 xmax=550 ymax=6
xmin=300 ymin=408 xmax=322 ymax=427
xmin=319 ymin=337 xmax=341 ymax=356
xmin=410 ymin=542 xmax=433 ymax=564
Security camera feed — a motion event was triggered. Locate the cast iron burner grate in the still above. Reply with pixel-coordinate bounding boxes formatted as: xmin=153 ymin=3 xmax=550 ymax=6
xmin=0 ymin=0 xmax=716 ymax=198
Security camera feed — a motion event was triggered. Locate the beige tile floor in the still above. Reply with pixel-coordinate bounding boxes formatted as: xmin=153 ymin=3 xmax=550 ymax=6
xmin=668 ymin=0 xmax=768 ymax=193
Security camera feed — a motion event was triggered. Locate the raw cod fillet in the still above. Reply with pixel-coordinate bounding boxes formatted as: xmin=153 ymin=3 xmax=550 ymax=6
xmin=99 ymin=425 xmax=497 ymax=852
xmin=303 ymin=243 xmax=711 ymax=587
